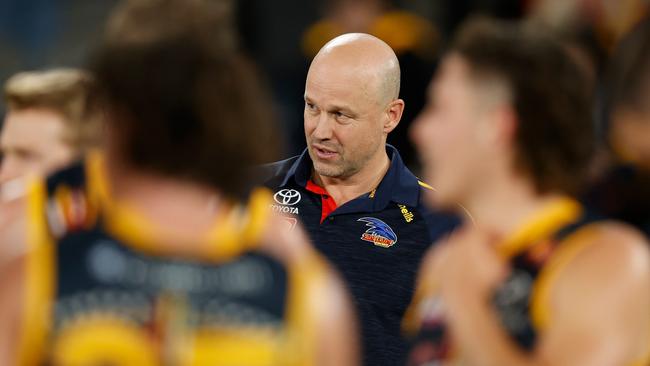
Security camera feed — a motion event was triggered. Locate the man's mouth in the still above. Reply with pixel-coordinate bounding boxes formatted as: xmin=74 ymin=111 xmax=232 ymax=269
xmin=312 ymin=144 xmax=338 ymax=159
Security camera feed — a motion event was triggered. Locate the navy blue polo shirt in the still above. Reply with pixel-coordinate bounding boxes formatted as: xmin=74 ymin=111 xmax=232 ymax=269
xmin=260 ymin=145 xmax=460 ymax=366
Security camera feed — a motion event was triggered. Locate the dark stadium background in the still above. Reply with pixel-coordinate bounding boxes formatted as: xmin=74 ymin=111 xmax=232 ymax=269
xmin=0 ymin=0 xmax=645 ymax=170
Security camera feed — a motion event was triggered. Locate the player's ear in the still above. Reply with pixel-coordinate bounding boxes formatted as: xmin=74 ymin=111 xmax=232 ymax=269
xmin=476 ymin=102 xmax=517 ymax=147
xmin=493 ymin=103 xmax=517 ymax=145
xmin=384 ymin=99 xmax=405 ymax=134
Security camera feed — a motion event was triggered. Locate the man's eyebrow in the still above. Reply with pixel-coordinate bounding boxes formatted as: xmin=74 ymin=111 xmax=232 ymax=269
xmin=304 ymin=95 xmax=320 ymax=104
xmin=304 ymin=97 xmax=356 ymax=115
xmin=327 ymin=104 xmax=355 ymax=114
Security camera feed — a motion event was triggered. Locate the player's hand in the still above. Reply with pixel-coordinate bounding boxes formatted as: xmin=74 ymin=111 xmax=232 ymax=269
xmin=432 ymin=225 xmax=509 ymax=308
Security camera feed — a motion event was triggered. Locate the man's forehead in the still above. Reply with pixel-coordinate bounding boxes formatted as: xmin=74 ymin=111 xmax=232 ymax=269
xmin=304 ymin=92 xmax=359 ymax=115
xmin=309 ymin=57 xmax=378 ymax=83
xmin=307 ymin=65 xmax=381 ymax=104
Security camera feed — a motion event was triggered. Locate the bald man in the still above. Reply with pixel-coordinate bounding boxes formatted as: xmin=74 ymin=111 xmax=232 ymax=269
xmin=260 ymin=33 xmax=459 ymax=365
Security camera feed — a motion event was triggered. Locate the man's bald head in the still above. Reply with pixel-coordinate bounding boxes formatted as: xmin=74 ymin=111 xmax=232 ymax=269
xmin=310 ymin=33 xmax=401 ymax=105
xmin=303 ymin=33 xmax=405 ymax=181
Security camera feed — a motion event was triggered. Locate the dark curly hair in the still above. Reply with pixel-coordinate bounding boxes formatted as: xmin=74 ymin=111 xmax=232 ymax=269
xmin=89 ymin=0 xmax=279 ymax=198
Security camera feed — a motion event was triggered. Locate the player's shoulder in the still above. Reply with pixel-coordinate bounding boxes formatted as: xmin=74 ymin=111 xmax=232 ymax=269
xmin=585 ymin=220 xmax=650 ymax=269
xmin=574 ymin=220 xmax=648 ymax=261
xmin=561 ymin=220 xmax=650 ymax=284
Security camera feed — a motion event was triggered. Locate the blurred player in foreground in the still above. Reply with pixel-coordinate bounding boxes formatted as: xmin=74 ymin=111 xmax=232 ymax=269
xmin=404 ymin=17 xmax=650 ymax=366
xmin=1 ymin=69 xmax=100 ymax=194
xmin=0 ymin=0 xmax=358 ymax=365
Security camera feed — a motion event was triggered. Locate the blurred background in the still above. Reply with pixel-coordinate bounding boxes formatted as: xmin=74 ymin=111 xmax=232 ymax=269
xmin=0 ymin=0 xmax=647 ymax=169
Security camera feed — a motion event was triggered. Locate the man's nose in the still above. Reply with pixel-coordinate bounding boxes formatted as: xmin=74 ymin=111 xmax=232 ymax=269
xmin=311 ymin=113 xmax=334 ymax=141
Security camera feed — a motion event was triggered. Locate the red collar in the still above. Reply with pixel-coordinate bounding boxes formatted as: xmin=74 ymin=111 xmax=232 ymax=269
xmin=306 ymin=180 xmax=338 ymax=223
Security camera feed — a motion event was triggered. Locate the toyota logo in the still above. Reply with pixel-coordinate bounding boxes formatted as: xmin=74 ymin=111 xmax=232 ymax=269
xmin=273 ymin=189 xmax=301 ymax=206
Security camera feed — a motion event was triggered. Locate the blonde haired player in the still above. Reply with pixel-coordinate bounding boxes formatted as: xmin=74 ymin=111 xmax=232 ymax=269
xmin=1 ymin=68 xmax=101 ymax=186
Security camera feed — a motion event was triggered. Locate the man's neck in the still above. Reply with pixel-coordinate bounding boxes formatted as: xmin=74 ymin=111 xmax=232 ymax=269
xmin=312 ymin=149 xmax=390 ymax=207
xmin=463 ymin=171 xmax=564 ymax=241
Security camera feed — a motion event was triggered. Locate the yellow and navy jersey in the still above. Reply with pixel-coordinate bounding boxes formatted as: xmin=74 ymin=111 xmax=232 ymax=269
xmin=18 ymin=153 xmax=326 ymax=366
xmin=404 ymin=197 xmax=650 ymax=366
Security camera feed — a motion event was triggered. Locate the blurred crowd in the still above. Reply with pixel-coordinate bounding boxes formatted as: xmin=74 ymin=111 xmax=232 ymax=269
xmin=0 ymin=0 xmax=647 ymax=164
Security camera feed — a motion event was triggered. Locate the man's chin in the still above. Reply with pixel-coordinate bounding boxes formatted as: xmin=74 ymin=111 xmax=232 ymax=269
xmin=310 ymin=154 xmax=360 ymax=179
xmin=313 ymin=164 xmax=344 ymax=178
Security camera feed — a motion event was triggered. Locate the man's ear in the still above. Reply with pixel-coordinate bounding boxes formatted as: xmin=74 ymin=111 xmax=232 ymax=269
xmin=384 ymin=99 xmax=405 ymax=134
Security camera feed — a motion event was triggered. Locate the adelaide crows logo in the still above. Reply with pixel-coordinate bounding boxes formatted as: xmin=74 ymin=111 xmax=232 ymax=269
xmin=358 ymin=217 xmax=398 ymax=248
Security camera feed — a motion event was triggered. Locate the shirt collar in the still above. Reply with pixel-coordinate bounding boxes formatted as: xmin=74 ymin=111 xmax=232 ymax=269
xmin=277 ymin=148 xmax=311 ymax=188
xmin=278 ymin=144 xmax=421 ymax=212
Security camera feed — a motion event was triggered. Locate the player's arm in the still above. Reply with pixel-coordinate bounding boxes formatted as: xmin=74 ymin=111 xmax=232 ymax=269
xmin=448 ymin=223 xmax=650 ymax=366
